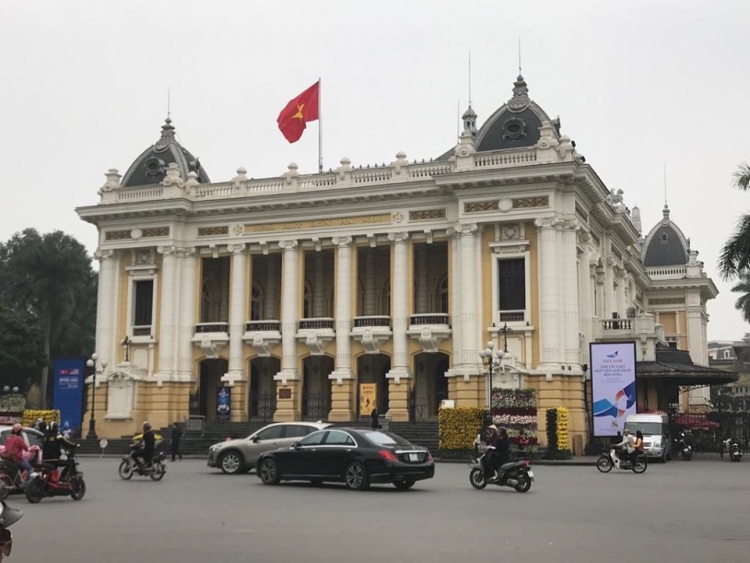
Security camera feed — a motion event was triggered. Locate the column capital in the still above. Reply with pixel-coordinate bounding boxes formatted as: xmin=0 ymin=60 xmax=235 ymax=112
xmin=454 ymin=223 xmax=478 ymax=236
xmin=332 ymin=236 xmax=353 ymax=247
xmin=227 ymin=243 xmax=247 ymax=255
xmin=278 ymin=240 xmax=298 ymax=251
xmin=387 ymin=232 xmax=409 ymax=243
xmin=94 ymin=248 xmax=115 ymax=261
xmin=175 ymin=246 xmax=197 ymax=259
xmin=560 ymin=217 xmax=580 ymax=231
xmin=157 ymin=245 xmax=178 ymax=256
xmin=534 ymin=216 xmax=563 ymax=230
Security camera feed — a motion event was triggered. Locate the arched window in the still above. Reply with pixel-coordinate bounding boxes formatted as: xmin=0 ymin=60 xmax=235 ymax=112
xmin=251 ymin=280 xmax=264 ymax=321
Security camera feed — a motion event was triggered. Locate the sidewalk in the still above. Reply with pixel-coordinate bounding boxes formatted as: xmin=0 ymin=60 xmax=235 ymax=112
xmin=433 ymin=456 xmax=597 ymax=466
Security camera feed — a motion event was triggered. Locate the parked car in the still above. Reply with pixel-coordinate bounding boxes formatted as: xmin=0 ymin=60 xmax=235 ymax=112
xmin=207 ymin=422 xmax=330 ymax=474
xmin=0 ymin=426 xmax=44 ymax=451
xmin=256 ymin=428 xmax=435 ymax=490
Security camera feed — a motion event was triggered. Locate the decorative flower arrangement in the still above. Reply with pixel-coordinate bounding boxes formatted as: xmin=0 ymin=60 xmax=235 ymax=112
xmin=21 ymin=409 xmax=60 ymax=428
xmin=0 ymin=394 xmax=26 ymax=414
xmin=546 ymin=408 xmax=558 ymax=451
xmin=556 ymin=407 xmax=570 ymax=451
xmin=438 ymin=407 xmax=485 ymax=451
xmin=491 ymin=388 xmax=537 ymax=411
xmin=544 ymin=407 xmax=572 ymax=459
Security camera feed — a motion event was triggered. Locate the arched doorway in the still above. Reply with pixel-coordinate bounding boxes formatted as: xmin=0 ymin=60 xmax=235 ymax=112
xmin=249 ymin=357 xmax=279 ymax=421
xmin=413 ymin=352 xmax=450 ymax=419
xmin=191 ymin=358 xmax=228 ymax=423
xmin=357 ymin=354 xmax=391 ymax=419
xmin=302 ymin=356 xmax=333 ymax=421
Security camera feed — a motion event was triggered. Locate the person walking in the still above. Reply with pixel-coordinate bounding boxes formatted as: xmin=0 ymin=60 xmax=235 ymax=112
xmin=170 ymin=422 xmax=183 ymax=462
xmin=370 ymin=406 xmax=382 ymax=430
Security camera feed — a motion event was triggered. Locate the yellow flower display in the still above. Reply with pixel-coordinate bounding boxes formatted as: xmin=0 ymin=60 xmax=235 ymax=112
xmin=556 ymin=407 xmax=570 ymax=451
xmin=22 ymin=409 xmax=61 ymax=428
xmin=438 ymin=407 xmax=485 ymax=451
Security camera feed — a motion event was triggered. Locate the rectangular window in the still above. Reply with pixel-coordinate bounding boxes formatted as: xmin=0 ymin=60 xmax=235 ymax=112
xmin=498 ymin=258 xmax=526 ymax=312
xmin=133 ymin=280 xmax=154 ymax=327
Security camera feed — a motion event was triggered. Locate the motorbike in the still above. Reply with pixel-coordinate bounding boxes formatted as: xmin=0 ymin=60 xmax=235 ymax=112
xmin=676 ymin=433 xmax=693 ymax=461
xmin=468 ymin=447 xmax=534 ymax=492
xmin=118 ymin=445 xmax=166 ymax=481
xmin=0 ymin=500 xmax=23 ymax=561
xmin=0 ymin=447 xmax=41 ymax=500
xmin=24 ymin=447 xmax=85 ymax=504
xmin=596 ymin=448 xmax=648 ymax=473
xmin=725 ymin=438 xmax=743 ymax=462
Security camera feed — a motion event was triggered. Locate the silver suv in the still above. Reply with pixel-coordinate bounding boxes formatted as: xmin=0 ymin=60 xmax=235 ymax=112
xmin=207 ymin=422 xmax=330 ymax=474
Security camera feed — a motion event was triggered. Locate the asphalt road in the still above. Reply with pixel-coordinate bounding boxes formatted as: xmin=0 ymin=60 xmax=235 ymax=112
xmin=5 ymin=456 xmax=749 ymax=563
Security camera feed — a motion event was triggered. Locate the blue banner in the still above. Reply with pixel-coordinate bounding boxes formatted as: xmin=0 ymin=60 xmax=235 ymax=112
xmin=217 ymin=386 xmax=231 ymax=421
xmin=52 ymin=359 xmax=86 ymax=434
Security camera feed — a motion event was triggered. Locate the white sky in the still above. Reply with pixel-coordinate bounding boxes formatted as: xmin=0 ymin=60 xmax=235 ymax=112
xmin=1 ymin=1 xmax=748 ymax=340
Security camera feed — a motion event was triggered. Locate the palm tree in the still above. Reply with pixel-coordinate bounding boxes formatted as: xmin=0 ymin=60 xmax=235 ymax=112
xmin=731 ymin=273 xmax=750 ymax=323
xmin=719 ymin=163 xmax=750 ymax=278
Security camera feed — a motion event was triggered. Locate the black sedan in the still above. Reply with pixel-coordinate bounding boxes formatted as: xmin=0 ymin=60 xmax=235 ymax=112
xmin=256 ymin=428 xmax=434 ymax=490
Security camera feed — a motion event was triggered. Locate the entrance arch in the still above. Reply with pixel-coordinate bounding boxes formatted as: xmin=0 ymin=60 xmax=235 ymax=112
xmin=191 ymin=358 xmax=228 ymax=423
xmin=249 ymin=357 xmax=279 ymax=421
xmin=357 ymin=354 xmax=391 ymax=418
xmin=302 ymin=356 xmax=334 ymax=421
xmin=413 ymin=352 xmax=450 ymax=419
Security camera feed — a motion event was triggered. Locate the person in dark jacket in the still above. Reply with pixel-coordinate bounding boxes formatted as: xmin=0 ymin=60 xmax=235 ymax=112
xmin=132 ymin=422 xmax=156 ymax=468
xmin=42 ymin=422 xmax=79 ymax=480
xmin=170 ymin=422 xmax=183 ymax=462
xmin=370 ymin=406 xmax=382 ymax=430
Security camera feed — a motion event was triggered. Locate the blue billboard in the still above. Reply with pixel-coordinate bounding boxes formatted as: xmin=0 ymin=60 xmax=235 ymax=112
xmin=53 ymin=359 xmax=86 ymax=432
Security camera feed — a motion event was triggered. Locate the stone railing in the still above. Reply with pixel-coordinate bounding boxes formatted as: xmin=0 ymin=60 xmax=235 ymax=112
xmin=600 ymin=318 xmax=633 ymax=331
xmin=299 ymin=318 xmax=335 ymax=330
xmin=98 ymin=146 xmax=553 ymax=205
xmin=409 ymin=313 xmax=450 ymax=326
xmin=498 ymin=310 xmax=525 ymax=323
xmin=245 ymin=320 xmax=281 ymax=332
xmin=131 ymin=325 xmax=152 ymax=337
xmin=647 ymin=266 xmax=688 ymax=279
xmin=353 ymin=316 xmax=391 ymax=328
xmin=194 ymin=322 xmax=229 ymax=334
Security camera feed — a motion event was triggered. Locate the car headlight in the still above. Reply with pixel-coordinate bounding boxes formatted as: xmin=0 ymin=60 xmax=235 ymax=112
xmin=209 ymin=444 xmax=222 ymax=452
xmin=652 ymin=437 xmax=662 ymax=447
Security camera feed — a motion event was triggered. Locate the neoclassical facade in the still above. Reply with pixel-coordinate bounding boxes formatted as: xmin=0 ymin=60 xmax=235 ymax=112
xmin=77 ymin=75 xmax=719 ymax=443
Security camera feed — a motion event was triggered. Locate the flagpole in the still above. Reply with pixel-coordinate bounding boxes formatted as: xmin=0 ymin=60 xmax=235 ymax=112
xmin=318 ymin=77 xmax=323 ymax=173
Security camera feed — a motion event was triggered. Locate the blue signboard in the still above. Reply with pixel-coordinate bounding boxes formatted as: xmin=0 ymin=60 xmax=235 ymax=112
xmin=52 ymin=359 xmax=85 ymax=432
xmin=217 ymin=386 xmax=231 ymax=421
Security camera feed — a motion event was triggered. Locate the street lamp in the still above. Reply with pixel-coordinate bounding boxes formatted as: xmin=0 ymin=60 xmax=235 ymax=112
xmin=121 ymin=335 xmax=131 ymax=363
xmin=480 ymin=341 xmax=505 ymax=413
xmin=86 ymin=353 xmax=107 ymax=440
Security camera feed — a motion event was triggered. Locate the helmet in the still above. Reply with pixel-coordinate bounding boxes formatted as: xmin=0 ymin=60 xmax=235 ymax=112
xmin=143 ymin=421 xmax=151 ymax=431
xmin=48 ymin=421 xmax=59 ymax=435
xmin=488 ymin=424 xmax=497 ymax=430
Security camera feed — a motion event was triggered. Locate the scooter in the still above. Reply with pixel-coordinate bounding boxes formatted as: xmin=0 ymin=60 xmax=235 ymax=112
xmin=725 ymin=438 xmax=743 ymax=462
xmin=596 ymin=448 xmax=647 ymax=473
xmin=118 ymin=446 xmax=166 ymax=481
xmin=0 ymin=500 xmax=23 ymax=561
xmin=24 ymin=447 xmax=86 ymax=504
xmin=676 ymin=433 xmax=693 ymax=461
xmin=0 ymin=448 xmax=41 ymax=499
xmin=468 ymin=447 xmax=534 ymax=492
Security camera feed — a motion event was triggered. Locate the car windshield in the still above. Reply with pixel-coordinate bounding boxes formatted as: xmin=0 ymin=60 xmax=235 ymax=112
xmin=624 ymin=422 xmax=663 ymax=435
xmin=362 ymin=431 xmax=412 ymax=447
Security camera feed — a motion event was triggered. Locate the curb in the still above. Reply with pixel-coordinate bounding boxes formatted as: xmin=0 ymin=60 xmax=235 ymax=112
xmin=433 ymin=458 xmax=596 ymax=466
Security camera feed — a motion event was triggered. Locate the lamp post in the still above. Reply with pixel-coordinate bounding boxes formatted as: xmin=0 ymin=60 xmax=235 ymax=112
xmin=479 ymin=341 xmax=505 ymax=414
xmin=121 ymin=335 xmax=131 ymax=363
xmin=86 ymin=353 xmax=106 ymax=440
xmin=582 ymin=364 xmax=591 ymax=440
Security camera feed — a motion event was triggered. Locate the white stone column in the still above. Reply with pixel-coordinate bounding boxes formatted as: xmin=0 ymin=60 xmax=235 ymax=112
xmin=561 ymin=220 xmax=580 ymax=366
xmin=313 ymin=252 xmax=325 ymax=317
xmin=266 ymin=255 xmax=278 ymax=320
xmin=534 ymin=217 xmax=562 ymax=368
xmin=615 ymin=269 xmax=627 ymax=317
xmin=156 ymin=245 xmax=178 ymax=378
xmin=449 ymin=230 xmax=462 ymax=366
xmin=457 ymin=223 xmax=479 ymax=370
xmin=94 ymin=249 xmax=117 ymax=371
xmin=331 ymin=236 xmax=353 ymax=380
xmin=577 ymin=242 xmax=593 ymax=360
xmin=416 ymin=244 xmax=428 ymax=313
xmin=604 ymin=256 xmax=615 ymax=319
xmin=177 ymin=247 xmax=197 ymax=380
xmin=225 ymin=244 xmax=247 ymax=382
xmin=364 ymin=250 xmax=376 ymax=315
xmin=386 ymin=232 xmax=410 ymax=381
xmin=276 ymin=240 xmax=300 ymax=381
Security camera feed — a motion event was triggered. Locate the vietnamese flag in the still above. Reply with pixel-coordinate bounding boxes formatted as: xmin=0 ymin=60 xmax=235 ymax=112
xmin=277 ymin=81 xmax=320 ymax=143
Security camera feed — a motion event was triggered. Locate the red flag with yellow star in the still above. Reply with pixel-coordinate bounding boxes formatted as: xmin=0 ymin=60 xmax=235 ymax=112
xmin=277 ymin=81 xmax=320 ymax=143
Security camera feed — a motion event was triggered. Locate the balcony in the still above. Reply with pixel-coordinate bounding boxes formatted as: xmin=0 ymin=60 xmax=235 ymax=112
xmin=297 ymin=318 xmax=335 ymax=356
xmin=243 ymin=320 xmax=281 ymax=357
xmin=130 ymin=325 xmax=153 ymax=344
xmin=592 ymin=314 xmax=667 ymax=361
xmin=351 ymin=316 xmax=392 ymax=354
xmin=408 ymin=313 xmax=451 ymax=353
xmin=192 ymin=322 xmax=229 ymax=359
xmin=498 ymin=310 xmax=526 ymax=323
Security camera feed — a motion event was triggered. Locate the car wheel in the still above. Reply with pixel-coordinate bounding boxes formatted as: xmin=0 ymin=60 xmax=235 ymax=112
xmin=344 ymin=462 xmax=370 ymax=491
xmin=219 ymin=451 xmax=244 ymax=475
xmin=259 ymin=458 xmax=281 ymax=485
xmin=393 ymin=479 xmax=415 ymax=490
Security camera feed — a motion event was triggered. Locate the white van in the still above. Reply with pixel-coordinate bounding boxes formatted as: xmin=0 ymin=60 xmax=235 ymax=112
xmin=623 ymin=413 xmax=671 ymax=462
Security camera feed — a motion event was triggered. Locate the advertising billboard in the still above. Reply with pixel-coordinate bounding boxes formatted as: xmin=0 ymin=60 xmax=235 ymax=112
xmin=52 ymin=359 xmax=86 ymax=432
xmin=590 ymin=342 xmax=637 ymax=437
xmin=217 ymin=386 xmax=231 ymax=422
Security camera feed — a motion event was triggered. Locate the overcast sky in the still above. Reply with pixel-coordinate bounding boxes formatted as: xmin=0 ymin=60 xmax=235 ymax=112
xmin=1 ymin=1 xmax=748 ymax=340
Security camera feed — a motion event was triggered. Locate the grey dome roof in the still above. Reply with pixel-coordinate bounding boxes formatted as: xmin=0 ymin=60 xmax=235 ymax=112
xmin=121 ymin=118 xmax=210 ymax=188
xmin=642 ymin=205 xmax=689 ymax=267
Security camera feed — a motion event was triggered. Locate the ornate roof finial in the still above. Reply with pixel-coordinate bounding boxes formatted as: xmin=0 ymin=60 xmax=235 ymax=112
xmin=155 ymin=117 xmax=176 ymax=149
xmin=509 ymin=75 xmax=530 ymax=111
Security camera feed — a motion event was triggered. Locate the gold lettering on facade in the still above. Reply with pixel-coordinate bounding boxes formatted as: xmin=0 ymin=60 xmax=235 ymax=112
xmin=245 ymin=214 xmax=391 ymax=234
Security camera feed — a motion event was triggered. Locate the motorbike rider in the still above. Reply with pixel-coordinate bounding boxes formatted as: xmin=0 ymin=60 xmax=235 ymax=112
xmin=42 ymin=422 xmax=79 ymax=481
xmin=483 ymin=424 xmax=500 ymax=480
xmin=132 ymin=422 xmax=156 ymax=469
xmin=613 ymin=428 xmax=635 ymax=463
xmin=0 ymin=424 xmax=33 ymax=484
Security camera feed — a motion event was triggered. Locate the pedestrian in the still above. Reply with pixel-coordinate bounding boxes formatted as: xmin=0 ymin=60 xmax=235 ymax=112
xmin=370 ymin=406 xmax=381 ymax=430
xmin=170 ymin=422 xmax=183 ymax=462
